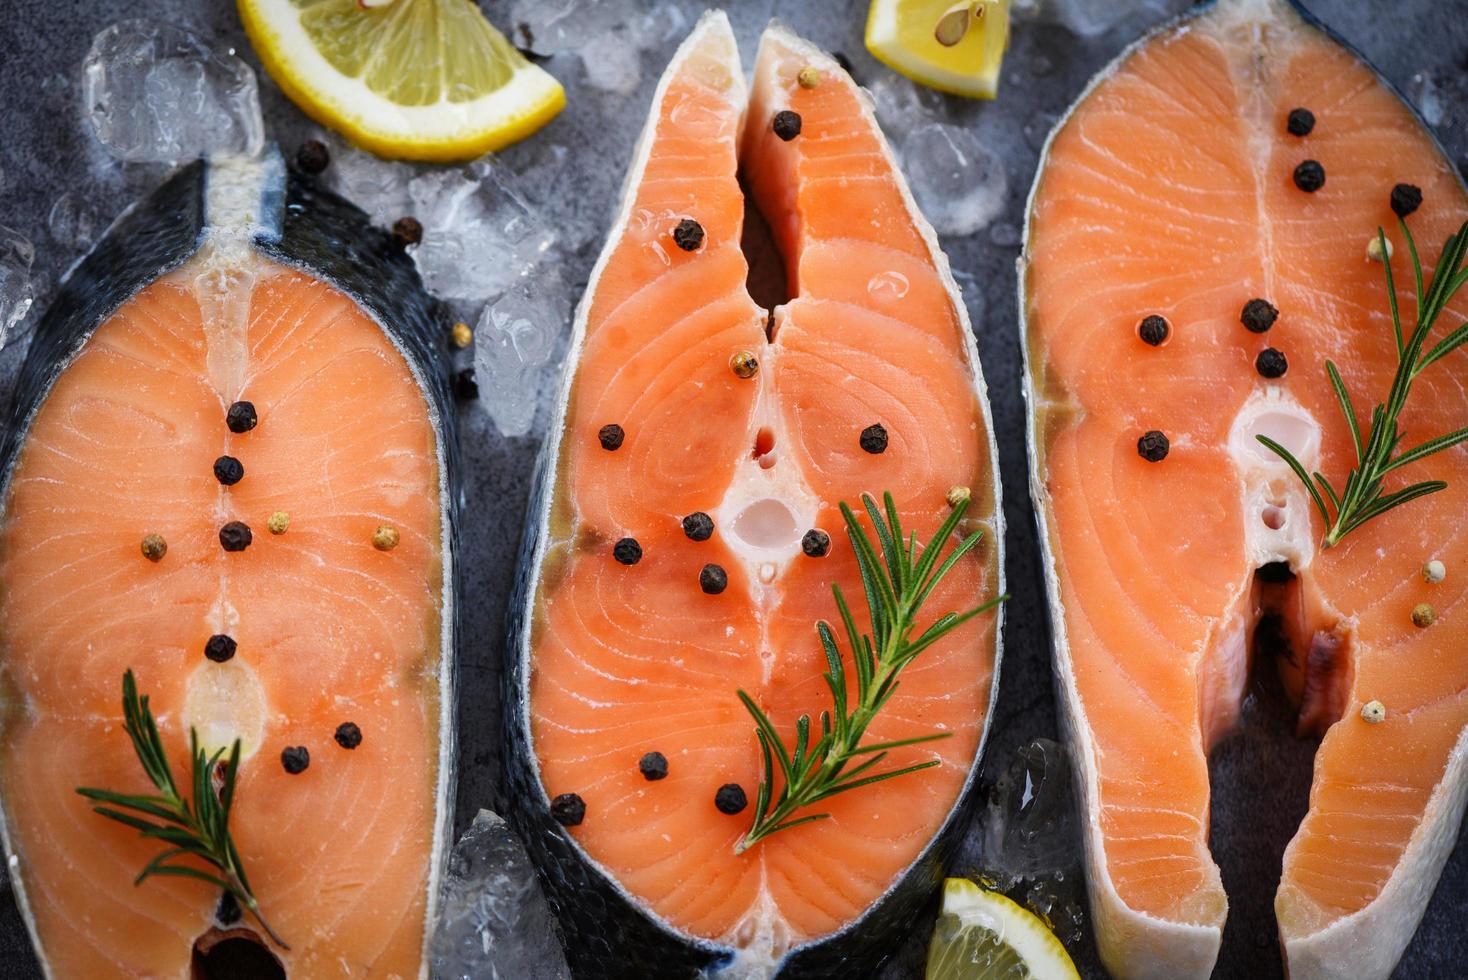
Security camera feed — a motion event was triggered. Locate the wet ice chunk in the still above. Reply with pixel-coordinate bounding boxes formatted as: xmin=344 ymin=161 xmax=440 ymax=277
xmin=433 ymin=809 xmax=570 ymax=980
xmin=903 ymin=123 xmax=1008 ymax=237
xmin=82 ymin=21 xmax=263 ymax=164
xmin=580 ymin=29 xmax=643 ymax=95
xmin=0 ymin=227 xmax=35 ymax=347
xmin=408 ymin=163 xmax=558 ymax=303
xmin=327 ymin=138 xmax=415 ymax=228
xmin=473 ymin=270 xmax=571 ymax=437
xmin=980 ymin=738 xmax=1076 ymax=880
xmin=866 ymin=73 xmax=947 ymax=143
xmin=48 ymin=193 xmax=99 ymax=250
xmin=974 ymin=738 xmax=1085 ymax=945
xmin=1012 ymin=0 xmax=1185 ymax=37
xmin=511 ymin=0 xmax=632 ymax=56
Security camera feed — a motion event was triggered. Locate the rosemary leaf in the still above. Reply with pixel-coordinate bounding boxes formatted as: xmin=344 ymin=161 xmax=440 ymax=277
xmin=1257 ymin=217 xmax=1468 ymax=548
xmin=75 ymin=670 xmax=287 ymax=949
xmin=735 ymin=491 xmax=1006 ymax=854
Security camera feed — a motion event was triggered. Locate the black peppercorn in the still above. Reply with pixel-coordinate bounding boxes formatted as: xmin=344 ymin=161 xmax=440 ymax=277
xmin=639 ymin=751 xmax=669 ymax=781
xmin=672 ymin=218 xmax=705 ymax=252
xmin=715 ymin=783 xmax=748 ymax=814
xmin=454 ymin=369 xmax=478 ymax=400
xmin=1390 ymin=183 xmax=1422 ymax=218
xmin=860 ymin=423 xmax=889 ymax=454
xmin=682 ymin=512 xmax=714 ymax=541
xmin=295 ymin=139 xmax=330 ymax=174
xmin=1255 ymin=347 xmax=1288 ymax=379
xmin=550 ymin=792 xmax=586 ymax=826
xmin=334 ymin=722 xmax=363 ymax=749
xmin=700 ymin=564 xmax=728 ymax=595
xmin=772 ymin=110 xmax=802 ymax=141
xmin=1293 ymin=160 xmax=1325 ymax=192
xmin=393 ymin=216 xmax=423 ymax=247
xmin=613 ymin=537 xmax=642 ymax=565
xmin=598 ymin=423 xmax=625 ymax=451
xmin=1241 ymin=298 xmax=1278 ymax=333
xmin=204 ymin=634 xmax=237 ymax=663
xmin=215 ymin=889 xmax=242 ymax=926
xmin=219 ymin=521 xmax=252 ymax=552
xmin=1285 ymin=107 xmax=1315 ymax=137
xmin=213 ymin=455 xmax=244 ymax=486
xmin=226 ymin=400 xmax=257 ymax=433
xmin=1138 ymin=315 xmax=1170 ymax=346
xmin=802 ymin=529 xmax=831 ymax=557
xmin=1137 ymin=430 xmax=1170 ymax=462
xmin=280 ymin=746 xmax=310 ymax=774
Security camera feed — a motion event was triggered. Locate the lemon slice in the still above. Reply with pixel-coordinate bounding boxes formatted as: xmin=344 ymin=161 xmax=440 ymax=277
xmin=238 ymin=0 xmax=565 ymax=162
xmin=926 ymin=879 xmax=1081 ymax=980
xmin=865 ymin=0 xmax=1011 ymax=99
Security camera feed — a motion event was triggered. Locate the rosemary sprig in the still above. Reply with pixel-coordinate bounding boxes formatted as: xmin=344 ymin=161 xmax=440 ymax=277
xmin=1259 ymin=217 xmax=1468 ymax=549
xmin=75 ymin=670 xmax=287 ymax=949
xmin=735 ymin=491 xmax=1005 ymax=853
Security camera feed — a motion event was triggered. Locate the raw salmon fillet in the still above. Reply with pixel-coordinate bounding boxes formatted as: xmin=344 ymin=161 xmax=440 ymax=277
xmin=510 ymin=13 xmax=1003 ymax=976
xmin=1021 ymin=0 xmax=1468 ymax=976
xmin=0 ymin=159 xmax=453 ymax=977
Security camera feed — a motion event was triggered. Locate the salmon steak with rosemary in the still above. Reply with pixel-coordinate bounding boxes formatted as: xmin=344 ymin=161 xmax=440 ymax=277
xmin=504 ymin=12 xmax=1004 ymax=978
xmin=1022 ymin=0 xmax=1468 ymax=977
xmin=0 ymin=154 xmax=456 ymax=976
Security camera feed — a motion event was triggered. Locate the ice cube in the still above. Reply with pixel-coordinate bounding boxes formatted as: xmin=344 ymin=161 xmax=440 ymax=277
xmin=0 ymin=227 xmax=36 ymax=348
xmin=1012 ymin=0 xmax=1186 ymax=37
xmin=473 ymin=269 xmax=572 ymax=437
xmin=580 ymin=29 xmax=643 ymax=95
xmin=903 ymin=123 xmax=1008 ymax=238
xmin=432 ymin=809 xmax=570 ymax=980
xmin=979 ymin=738 xmax=1077 ymax=883
xmin=325 ymin=137 xmax=416 ymax=229
xmin=82 ymin=20 xmax=264 ymax=164
xmin=865 ymin=73 xmax=947 ymax=144
xmin=47 ymin=193 xmax=99 ymax=250
xmin=407 ymin=163 xmax=558 ymax=304
xmin=510 ymin=0 xmax=629 ymax=56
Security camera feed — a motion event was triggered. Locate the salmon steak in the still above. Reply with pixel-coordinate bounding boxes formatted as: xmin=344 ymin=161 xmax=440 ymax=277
xmin=504 ymin=12 xmax=1004 ymax=978
xmin=0 ymin=154 xmax=457 ymax=976
xmin=1021 ymin=0 xmax=1468 ymax=976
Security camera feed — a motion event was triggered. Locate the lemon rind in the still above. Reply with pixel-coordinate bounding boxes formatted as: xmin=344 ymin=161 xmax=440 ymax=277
xmin=238 ymin=0 xmax=565 ymax=162
xmin=864 ymin=0 xmax=1003 ymax=100
xmin=937 ymin=879 xmax=1082 ymax=980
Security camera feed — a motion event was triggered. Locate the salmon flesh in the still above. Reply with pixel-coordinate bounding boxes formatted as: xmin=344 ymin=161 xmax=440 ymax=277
xmin=504 ymin=13 xmax=1004 ymax=978
xmin=1021 ymin=0 xmax=1468 ymax=976
xmin=0 ymin=155 xmax=457 ymax=976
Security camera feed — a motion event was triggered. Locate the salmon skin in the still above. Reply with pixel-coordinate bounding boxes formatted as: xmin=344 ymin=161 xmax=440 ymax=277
xmin=1021 ymin=0 xmax=1468 ymax=977
xmin=504 ymin=12 xmax=1003 ymax=979
xmin=0 ymin=151 xmax=458 ymax=976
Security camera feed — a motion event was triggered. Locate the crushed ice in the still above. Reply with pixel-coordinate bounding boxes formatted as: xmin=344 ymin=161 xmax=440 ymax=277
xmin=1011 ymin=0 xmax=1188 ymax=37
xmin=865 ymin=76 xmax=1010 ymax=239
xmin=82 ymin=20 xmax=264 ymax=164
xmin=904 ymin=124 xmax=1009 ymax=238
xmin=0 ymin=227 xmax=36 ymax=349
xmin=509 ymin=0 xmax=689 ymax=95
xmin=432 ymin=809 xmax=570 ymax=980
xmin=324 ymin=134 xmax=574 ymax=437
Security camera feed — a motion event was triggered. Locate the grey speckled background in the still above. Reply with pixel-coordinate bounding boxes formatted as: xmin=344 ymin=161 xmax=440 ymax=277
xmin=1 ymin=0 xmax=1467 ymax=977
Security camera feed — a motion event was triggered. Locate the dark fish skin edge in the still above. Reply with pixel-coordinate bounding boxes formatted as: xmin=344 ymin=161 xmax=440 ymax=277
xmin=0 ymin=152 xmax=461 ymax=968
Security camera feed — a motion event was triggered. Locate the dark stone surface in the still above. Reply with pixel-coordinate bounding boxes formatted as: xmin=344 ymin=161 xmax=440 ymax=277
xmin=0 ymin=1 xmax=1465 ymax=977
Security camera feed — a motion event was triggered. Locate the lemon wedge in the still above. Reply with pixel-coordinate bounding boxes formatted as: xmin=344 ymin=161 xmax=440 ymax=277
xmin=865 ymin=0 xmax=1011 ymax=99
xmin=238 ymin=0 xmax=565 ymax=162
xmin=926 ymin=879 xmax=1081 ymax=980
